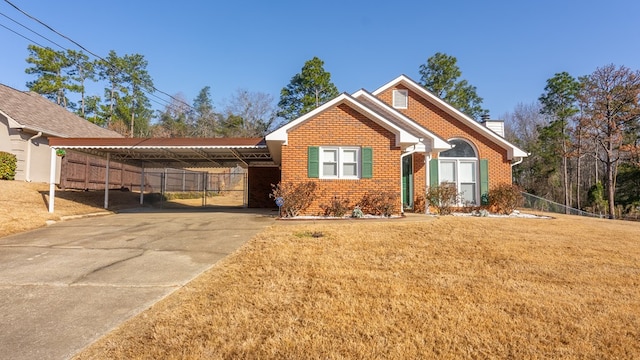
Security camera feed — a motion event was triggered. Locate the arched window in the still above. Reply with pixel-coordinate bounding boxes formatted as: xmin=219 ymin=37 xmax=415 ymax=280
xmin=439 ymin=139 xmax=478 ymax=205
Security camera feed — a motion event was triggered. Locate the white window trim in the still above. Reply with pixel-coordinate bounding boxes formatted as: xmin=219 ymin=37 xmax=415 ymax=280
xmin=320 ymin=146 xmax=360 ymax=179
xmin=392 ymin=89 xmax=408 ymax=109
xmin=439 ymin=158 xmax=479 ymax=205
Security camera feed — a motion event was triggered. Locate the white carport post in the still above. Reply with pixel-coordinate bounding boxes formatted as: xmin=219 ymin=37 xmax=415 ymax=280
xmin=48 ymin=147 xmax=57 ymax=213
xmin=104 ymin=152 xmax=110 ymax=209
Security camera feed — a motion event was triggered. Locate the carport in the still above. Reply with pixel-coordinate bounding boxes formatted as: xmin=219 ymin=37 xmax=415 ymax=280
xmin=47 ymin=137 xmax=276 ymax=213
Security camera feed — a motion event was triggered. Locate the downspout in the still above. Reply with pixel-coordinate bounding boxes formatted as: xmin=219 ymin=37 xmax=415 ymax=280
xmin=25 ymin=131 xmax=43 ymax=182
xmin=510 ymin=156 xmax=525 ymax=167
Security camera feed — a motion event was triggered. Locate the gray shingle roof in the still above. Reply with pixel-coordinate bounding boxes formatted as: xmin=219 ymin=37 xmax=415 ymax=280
xmin=0 ymin=83 xmax=122 ymax=138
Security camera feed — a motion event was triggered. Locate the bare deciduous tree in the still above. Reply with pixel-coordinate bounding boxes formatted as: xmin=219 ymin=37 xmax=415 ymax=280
xmin=578 ymin=64 xmax=640 ymax=218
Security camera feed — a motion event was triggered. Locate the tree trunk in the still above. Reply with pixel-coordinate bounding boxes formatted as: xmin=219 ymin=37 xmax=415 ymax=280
xmin=130 ymin=104 xmax=135 ymax=138
xmin=563 ymin=154 xmax=570 ymax=213
xmin=562 ymin=125 xmax=570 ymax=213
xmin=606 ymin=158 xmax=616 ymax=219
xmin=576 ymin=155 xmax=581 ymax=210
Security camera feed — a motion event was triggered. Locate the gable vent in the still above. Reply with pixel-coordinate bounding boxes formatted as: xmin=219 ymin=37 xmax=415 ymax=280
xmin=392 ymin=89 xmax=408 ymax=109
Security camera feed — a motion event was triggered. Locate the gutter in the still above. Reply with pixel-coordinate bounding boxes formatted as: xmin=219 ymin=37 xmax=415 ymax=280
xmin=25 ymin=131 xmax=43 ymax=182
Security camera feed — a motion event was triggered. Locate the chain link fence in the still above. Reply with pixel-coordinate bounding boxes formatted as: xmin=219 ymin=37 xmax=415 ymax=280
xmin=521 ymin=192 xmax=604 ymax=218
xmin=143 ymin=166 xmax=247 ymax=206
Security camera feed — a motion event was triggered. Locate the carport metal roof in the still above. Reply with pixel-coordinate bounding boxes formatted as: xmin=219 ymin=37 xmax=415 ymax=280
xmin=46 ymin=137 xmax=275 ymax=213
xmin=48 ymin=137 xmax=274 ymax=168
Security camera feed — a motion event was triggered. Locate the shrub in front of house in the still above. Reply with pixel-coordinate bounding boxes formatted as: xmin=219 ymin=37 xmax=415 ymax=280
xmin=270 ymin=181 xmax=317 ymax=217
xmin=425 ymin=183 xmax=460 ymax=215
xmin=0 ymin=151 xmax=17 ymax=180
xmin=488 ymin=183 xmax=524 ymax=215
xmin=358 ymin=191 xmax=399 ymax=217
xmin=413 ymin=195 xmax=426 ymax=213
xmin=320 ymin=195 xmax=351 ymax=217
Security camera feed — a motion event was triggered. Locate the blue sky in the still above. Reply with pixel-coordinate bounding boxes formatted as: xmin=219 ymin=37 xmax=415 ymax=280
xmin=1 ymin=0 xmax=639 ymax=119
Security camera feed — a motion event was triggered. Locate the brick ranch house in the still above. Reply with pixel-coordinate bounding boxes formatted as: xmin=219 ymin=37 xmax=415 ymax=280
xmin=264 ymin=75 xmax=528 ymax=215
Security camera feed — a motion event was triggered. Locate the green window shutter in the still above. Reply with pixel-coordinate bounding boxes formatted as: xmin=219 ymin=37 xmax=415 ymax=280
xmin=480 ymin=159 xmax=489 ymax=205
xmin=308 ymin=146 xmax=319 ymax=178
xmin=361 ymin=147 xmax=373 ymax=178
xmin=429 ymin=159 xmax=439 ymax=187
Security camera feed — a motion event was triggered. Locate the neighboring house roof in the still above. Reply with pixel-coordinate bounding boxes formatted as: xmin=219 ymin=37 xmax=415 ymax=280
xmin=0 ymin=83 xmax=121 ymax=138
xmin=372 ymin=75 xmax=528 ymax=160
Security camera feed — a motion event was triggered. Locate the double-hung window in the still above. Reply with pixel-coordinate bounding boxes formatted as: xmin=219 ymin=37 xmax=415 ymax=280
xmin=321 ymin=147 xmax=360 ymax=179
xmin=439 ymin=139 xmax=478 ymax=205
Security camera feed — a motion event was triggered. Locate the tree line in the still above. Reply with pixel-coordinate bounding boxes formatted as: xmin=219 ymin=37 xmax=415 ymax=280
xmin=22 ymin=44 xmax=639 ymax=219
xmin=23 ymin=44 xmax=277 ymax=138
xmin=504 ymin=67 xmax=640 ymax=219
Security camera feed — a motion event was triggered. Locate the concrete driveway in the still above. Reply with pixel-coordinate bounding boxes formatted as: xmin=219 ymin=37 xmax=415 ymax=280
xmin=0 ymin=208 xmax=274 ymax=360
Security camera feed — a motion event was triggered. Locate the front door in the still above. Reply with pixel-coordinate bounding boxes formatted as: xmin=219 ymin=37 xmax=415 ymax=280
xmin=402 ymin=155 xmax=413 ymax=209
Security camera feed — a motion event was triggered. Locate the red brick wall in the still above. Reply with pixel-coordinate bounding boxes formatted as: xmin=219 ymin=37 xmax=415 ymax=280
xmin=248 ymin=166 xmax=281 ymax=208
xmin=377 ymin=86 xmax=513 ymax=187
xmin=282 ymin=103 xmax=402 ymax=215
xmin=413 ymin=152 xmax=426 ymax=203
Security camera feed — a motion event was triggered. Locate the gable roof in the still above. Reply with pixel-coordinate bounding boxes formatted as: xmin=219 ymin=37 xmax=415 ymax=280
xmin=266 ymin=93 xmax=422 ymax=164
xmin=0 ymin=83 xmax=121 ymax=138
xmin=351 ymin=89 xmax=451 ymax=152
xmin=372 ymin=75 xmax=528 ymax=160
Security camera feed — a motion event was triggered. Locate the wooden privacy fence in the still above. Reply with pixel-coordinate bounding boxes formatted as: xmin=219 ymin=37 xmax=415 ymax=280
xmin=59 ymin=151 xmax=246 ymax=194
xmin=60 ymin=151 xmax=143 ymax=190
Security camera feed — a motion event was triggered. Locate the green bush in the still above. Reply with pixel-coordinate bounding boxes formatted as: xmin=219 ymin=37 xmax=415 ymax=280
xmin=0 ymin=151 xmax=17 ymax=180
xmin=488 ymin=183 xmax=524 ymax=215
xmin=358 ymin=191 xmax=399 ymax=217
xmin=270 ymin=181 xmax=317 ymax=217
xmin=587 ymin=181 xmax=608 ymax=215
xmin=425 ymin=183 xmax=460 ymax=215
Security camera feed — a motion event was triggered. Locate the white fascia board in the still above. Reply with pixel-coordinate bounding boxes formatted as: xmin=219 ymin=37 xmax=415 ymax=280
xmin=352 ymin=90 xmax=451 ymax=151
xmin=265 ymin=93 xmax=419 ymax=147
xmin=0 ymin=110 xmax=67 ymax=138
xmin=265 ymin=94 xmax=351 ymax=144
xmin=372 ymin=75 xmax=529 ymax=160
xmin=0 ymin=110 xmax=22 ymax=129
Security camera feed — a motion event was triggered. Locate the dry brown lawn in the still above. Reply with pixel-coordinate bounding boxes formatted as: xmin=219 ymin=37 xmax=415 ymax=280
xmin=0 ymin=180 xmax=244 ymax=238
xmin=73 ymin=215 xmax=640 ymax=359
xmin=0 ymin=181 xmax=142 ymax=237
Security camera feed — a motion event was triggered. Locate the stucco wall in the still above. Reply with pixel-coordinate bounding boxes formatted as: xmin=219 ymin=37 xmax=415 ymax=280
xmin=0 ymin=116 xmax=60 ymax=183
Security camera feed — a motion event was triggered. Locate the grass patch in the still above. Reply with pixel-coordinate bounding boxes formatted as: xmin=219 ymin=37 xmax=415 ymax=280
xmin=294 ymin=230 xmax=325 ymax=238
xmin=74 ymin=215 xmax=640 ymax=359
xmin=0 ymin=181 xmax=142 ymax=237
